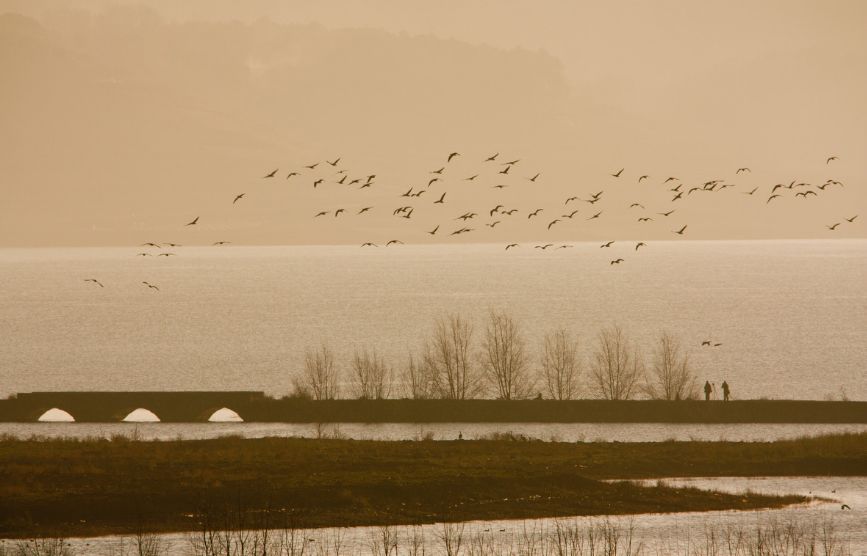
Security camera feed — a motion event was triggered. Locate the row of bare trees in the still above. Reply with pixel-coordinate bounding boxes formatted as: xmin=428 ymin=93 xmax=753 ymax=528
xmin=292 ymin=312 xmax=699 ymax=401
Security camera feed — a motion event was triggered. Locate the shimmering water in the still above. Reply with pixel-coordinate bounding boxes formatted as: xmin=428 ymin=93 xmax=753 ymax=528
xmin=1 ymin=241 xmax=865 ymax=401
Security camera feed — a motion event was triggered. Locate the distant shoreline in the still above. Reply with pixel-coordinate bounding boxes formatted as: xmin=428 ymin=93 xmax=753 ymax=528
xmin=4 ymin=433 xmax=864 ymax=538
xmin=1 ymin=394 xmax=865 ymax=423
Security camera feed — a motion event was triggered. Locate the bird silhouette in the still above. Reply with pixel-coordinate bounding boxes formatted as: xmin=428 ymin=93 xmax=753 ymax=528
xmin=263 ymin=169 xmax=278 ymax=178
xmin=185 ymin=216 xmax=199 ymax=226
xmin=490 ymin=205 xmax=503 ymax=216
xmin=630 ymin=203 xmax=645 ymax=209
xmin=547 ymin=219 xmax=560 ymax=230
xmin=826 ymin=156 xmax=838 ymax=164
xmin=447 ymin=152 xmax=460 ymax=162
xmin=611 ymin=168 xmax=624 ymax=178
xmin=587 ymin=211 xmax=602 ymax=220
xmin=638 ymin=175 xmax=649 ymax=183
xmin=313 ymin=179 xmax=323 ymax=188
xmin=635 ymin=242 xmax=646 ymax=251
xmin=503 ymin=159 xmax=520 ymax=166
xmin=141 ymin=242 xmax=161 ymax=248
xmin=305 ymin=163 xmax=319 ymax=170
xmin=142 ymin=281 xmax=160 ymax=291
xmin=431 ymin=167 xmax=444 ymax=175
xmin=84 ymin=278 xmax=104 ymax=288
xmin=846 ymin=215 xmax=858 ymax=223
xmin=701 ymin=340 xmax=711 ymax=346
xmin=434 ymin=193 xmax=446 ymax=204
xmin=157 ymin=252 xmax=175 ymax=256
xmin=233 ymin=193 xmax=245 ymax=204
xmin=327 ymin=157 xmax=341 ymax=166
xmin=485 ymin=152 xmax=499 ymax=162
xmin=528 ymin=209 xmax=543 ymax=219
xmin=386 ymin=240 xmax=404 ymax=246
xmin=285 ymin=172 xmax=298 ymax=180
xmin=610 ymin=258 xmax=624 ymax=265
xmin=672 ymin=192 xmax=684 ymax=202
xmin=826 ymin=223 xmax=840 ymax=231
xmin=136 ymin=253 xmax=151 ymax=257
xmin=664 ymin=177 xmax=678 ymax=183
xmin=428 ymin=178 xmax=440 ymax=187
xmin=465 ymin=174 xmax=479 ymax=181
xmin=487 ymin=221 xmax=501 ymax=228
xmin=314 ymin=211 xmax=328 ymax=217
xmin=638 ymin=217 xmax=653 ymax=222
xmin=565 ymin=196 xmax=579 ymax=205
xmin=736 ymin=167 xmax=751 ymax=174
xmin=213 ymin=241 xmax=230 ymax=246
xmin=674 ymin=225 xmax=687 ymax=235
xmin=743 ymin=187 xmax=758 ymax=195
xmin=492 ymin=184 xmax=508 ymax=189
xmin=505 ymin=243 xmax=518 ymax=250
xmin=528 ymin=173 xmax=541 ymax=182
xmin=358 ymin=207 xmax=373 ymax=214
xmin=334 ymin=208 xmax=345 ymax=217
xmin=600 ymin=241 xmax=614 ymax=248
xmin=841 ymin=504 xmax=851 ymax=510
xmin=562 ymin=210 xmax=579 ymax=219
xmin=535 ymin=244 xmax=554 ymax=250
xmin=766 ymin=194 xmax=781 ymax=204
xmin=361 ymin=242 xmax=377 ymax=247
xmin=499 ymin=166 xmax=510 ymax=175
xmin=428 ymin=225 xmax=439 ymax=235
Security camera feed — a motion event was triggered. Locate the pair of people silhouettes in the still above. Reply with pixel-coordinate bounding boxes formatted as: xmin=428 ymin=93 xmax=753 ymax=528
xmin=704 ymin=381 xmax=730 ymax=401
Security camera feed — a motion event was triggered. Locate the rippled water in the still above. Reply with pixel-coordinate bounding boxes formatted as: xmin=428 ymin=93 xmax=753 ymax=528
xmin=2 ymin=421 xmax=866 ymax=442
xmin=1 ymin=240 xmax=865 ymax=402
xmin=10 ymin=477 xmax=864 ymax=555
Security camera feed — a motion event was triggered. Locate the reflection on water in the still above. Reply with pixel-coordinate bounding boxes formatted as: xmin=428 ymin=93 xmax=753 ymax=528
xmin=12 ymin=477 xmax=863 ymax=555
xmin=2 ymin=421 xmax=866 ymax=442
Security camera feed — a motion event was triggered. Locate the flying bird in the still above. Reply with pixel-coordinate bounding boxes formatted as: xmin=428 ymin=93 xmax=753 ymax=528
xmin=766 ymin=194 xmax=781 ymax=204
xmin=743 ymin=187 xmax=758 ymax=195
xmin=358 ymin=207 xmax=373 ymax=214
xmin=674 ymin=225 xmax=687 ymax=235
xmin=565 ymin=196 xmax=579 ymax=205
xmin=263 ymin=169 xmax=278 ymax=178
xmin=285 ymin=172 xmax=298 ymax=180
xmin=141 ymin=242 xmax=161 ymax=248
xmin=84 ymin=278 xmax=103 ymax=288
xmin=313 ymin=179 xmax=323 ymax=188
xmin=562 ymin=210 xmax=579 ymax=219
xmin=505 ymin=243 xmax=518 ymax=250
xmin=157 ymin=252 xmax=175 ymax=256
xmin=327 ymin=157 xmax=341 ymax=166
xmin=213 ymin=241 xmax=230 ymax=246
xmin=314 ymin=211 xmax=328 ymax=217
xmin=611 ymin=168 xmax=624 ymax=178
xmin=826 ymin=156 xmax=838 ymax=164
xmin=185 ymin=216 xmax=199 ymax=226
xmin=428 ymin=178 xmax=440 ymax=187
xmin=485 ymin=152 xmax=499 ymax=162
xmin=434 ymin=193 xmax=446 ymax=204
xmin=547 ymin=219 xmax=560 ymax=230
xmin=638 ymin=217 xmax=653 ymax=222
xmin=635 ymin=242 xmax=646 ymax=251
xmin=528 ymin=209 xmax=543 ymax=219
xmin=846 ymin=215 xmax=858 ymax=223
xmin=630 ymin=203 xmax=645 ymax=209
xmin=535 ymin=244 xmax=554 ymax=250
xmin=386 ymin=240 xmax=404 ymax=246
xmin=142 ymin=281 xmax=159 ymax=291
xmin=361 ymin=242 xmax=377 ymax=247
xmin=638 ymin=175 xmax=649 ymax=183
xmin=233 ymin=193 xmax=245 ymax=204
xmin=305 ymin=163 xmax=319 ymax=170
xmin=826 ymin=223 xmax=840 ymax=231
xmin=736 ymin=167 xmax=751 ymax=174
xmin=664 ymin=177 xmax=678 ymax=183
xmin=447 ymin=152 xmax=460 ymax=162
xmin=528 ymin=173 xmax=541 ymax=182
xmin=610 ymin=258 xmax=624 ymax=265
xmin=465 ymin=174 xmax=478 ymax=181
xmin=490 ymin=205 xmax=503 ymax=216
xmin=486 ymin=221 xmax=501 ymax=228
xmin=587 ymin=211 xmax=602 ymax=220
xmin=334 ymin=208 xmax=345 ymax=217
xmin=428 ymin=225 xmax=439 ymax=235
xmin=600 ymin=241 xmax=614 ymax=248
xmin=499 ymin=166 xmax=510 ymax=175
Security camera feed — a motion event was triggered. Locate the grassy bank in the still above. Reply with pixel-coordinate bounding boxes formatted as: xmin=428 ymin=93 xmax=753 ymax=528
xmin=1 ymin=433 xmax=864 ymax=538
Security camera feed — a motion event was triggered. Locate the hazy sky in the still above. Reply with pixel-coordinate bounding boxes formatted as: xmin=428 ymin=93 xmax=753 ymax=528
xmin=1 ymin=0 xmax=865 ymax=246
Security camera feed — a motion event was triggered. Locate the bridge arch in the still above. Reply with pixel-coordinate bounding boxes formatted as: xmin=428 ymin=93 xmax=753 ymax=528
xmin=206 ymin=407 xmax=244 ymax=422
xmin=122 ymin=408 xmax=161 ymax=422
xmin=37 ymin=408 xmax=76 ymax=422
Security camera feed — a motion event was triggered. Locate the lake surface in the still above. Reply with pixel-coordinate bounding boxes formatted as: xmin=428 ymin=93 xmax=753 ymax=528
xmin=1 ymin=240 xmax=865 ymax=401
xmin=3 ymin=421 xmax=867 ymax=442
xmin=7 ymin=476 xmax=864 ymax=555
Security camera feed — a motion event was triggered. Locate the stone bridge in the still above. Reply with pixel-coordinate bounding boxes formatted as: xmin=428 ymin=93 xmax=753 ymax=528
xmin=1 ymin=391 xmax=267 ymax=422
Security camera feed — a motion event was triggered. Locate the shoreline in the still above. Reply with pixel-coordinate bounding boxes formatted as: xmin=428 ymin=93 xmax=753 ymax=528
xmin=2 ymin=396 xmax=866 ymax=423
xmin=1 ymin=433 xmax=863 ymax=538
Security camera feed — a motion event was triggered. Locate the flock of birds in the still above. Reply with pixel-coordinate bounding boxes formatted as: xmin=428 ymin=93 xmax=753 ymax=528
xmin=83 ymin=151 xmax=856 ymax=293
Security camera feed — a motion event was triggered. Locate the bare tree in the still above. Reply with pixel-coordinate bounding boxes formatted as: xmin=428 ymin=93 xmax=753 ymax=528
xmin=299 ymin=344 xmax=340 ymax=400
xmin=541 ymin=328 xmax=582 ymax=400
xmin=401 ymin=351 xmax=436 ymax=400
xmin=480 ymin=310 xmax=534 ymax=399
xmin=351 ymin=347 xmax=391 ymax=399
xmin=645 ymin=331 xmax=698 ymax=400
xmin=590 ymin=325 xmax=643 ymax=400
xmin=422 ymin=313 xmax=480 ymax=399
